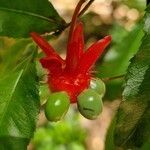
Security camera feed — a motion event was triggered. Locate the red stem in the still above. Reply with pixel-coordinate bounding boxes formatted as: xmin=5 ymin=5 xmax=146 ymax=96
xmin=68 ymin=0 xmax=86 ymax=43
xmin=78 ymin=0 xmax=94 ymax=17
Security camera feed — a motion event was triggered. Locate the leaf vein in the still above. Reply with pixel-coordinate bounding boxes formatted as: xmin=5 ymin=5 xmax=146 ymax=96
xmin=0 ymin=70 xmax=23 ymax=126
xmin=0 ymin=7 xmax=56 ymax=24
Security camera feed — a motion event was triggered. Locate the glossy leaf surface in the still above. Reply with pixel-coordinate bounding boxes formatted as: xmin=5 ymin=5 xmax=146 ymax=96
xmin=105 ymin=4 xmax=150 ymax=150
xmin=0 ymin=0 xmax=66 ymax=37
xmin=0 ymin=50 xmax=40 ymax=149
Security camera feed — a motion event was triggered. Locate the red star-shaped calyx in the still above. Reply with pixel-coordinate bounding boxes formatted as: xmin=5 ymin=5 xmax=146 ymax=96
xmin=31 ymin=1 xmax=111 ymax=103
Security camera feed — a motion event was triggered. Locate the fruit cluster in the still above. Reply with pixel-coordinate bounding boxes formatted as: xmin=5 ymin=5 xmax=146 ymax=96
xmin=31 ymin=26 xmax=110 ymax=121
xmin=31 ymin=0 xmax=111 ymax=122
xmin=44 ymin=78 xmax=105 ymax=121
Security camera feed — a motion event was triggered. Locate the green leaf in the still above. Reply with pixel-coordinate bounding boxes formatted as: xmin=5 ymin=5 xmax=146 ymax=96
xmin=105 ymin=4 xmax=150 ymax=150
xmin=98 ymin=24 xmax=143 ymax=100
xmin=105 ymin=116 xmax=116 ymax=150
xmin=141 ymin=139 xmax=150 ymax=150
xmin=0 ymin=0 xmax=67 ymax=38
xmin=100 ymin=23 xmax=144 ymax=78
xmin=0 ymin=39 xmax=32 ymax=74
xmin=103 ymin=79 xmax=124 ymax=101
xmin=2 ymin=39 xmax=31 ymax=61
xmin=0 ymin=50 xmax=40 ymax=149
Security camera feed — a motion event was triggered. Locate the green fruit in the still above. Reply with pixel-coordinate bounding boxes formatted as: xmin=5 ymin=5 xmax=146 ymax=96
xmin=45 ymin=91 xmax=70 ymax=122
xmin=89 ymin=78 xmax=106 ymax=97
xmin=77 ymin=89 xmax=103 ymax=120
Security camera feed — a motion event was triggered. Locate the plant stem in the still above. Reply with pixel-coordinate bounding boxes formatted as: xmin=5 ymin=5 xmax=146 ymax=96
xmin=102 ymin=74 xmax=125 ymax=82
xmin=68 ymin=0 xmax=86 ymax=42
xmin=67 ymin=0 xmax=95 ymax=28
xmin=43 ymin=0 xmax=95 ymax=37
xmin=78 ymin=0 xmax=95 ymax=17
xmin=68 ymin=0 xmax=96 ymax=41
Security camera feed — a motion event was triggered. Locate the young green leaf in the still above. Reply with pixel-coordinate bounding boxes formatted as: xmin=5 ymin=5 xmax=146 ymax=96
xmin=0 ymin=0 xmax=67 ymax=38
xmin=0 ymin=50 xmax=40 ymax=149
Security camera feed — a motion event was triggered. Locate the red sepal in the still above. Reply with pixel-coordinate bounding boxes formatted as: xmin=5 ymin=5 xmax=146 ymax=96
xmin=76 ymin=36 xmax=111 ymax=74
xmin=65 ymin=23 xmax=84 ymax=73
xmin=40 ymin=56 xmax=65 ymax=75
xmin=30 ymin=32 xmax=63 ymax=62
